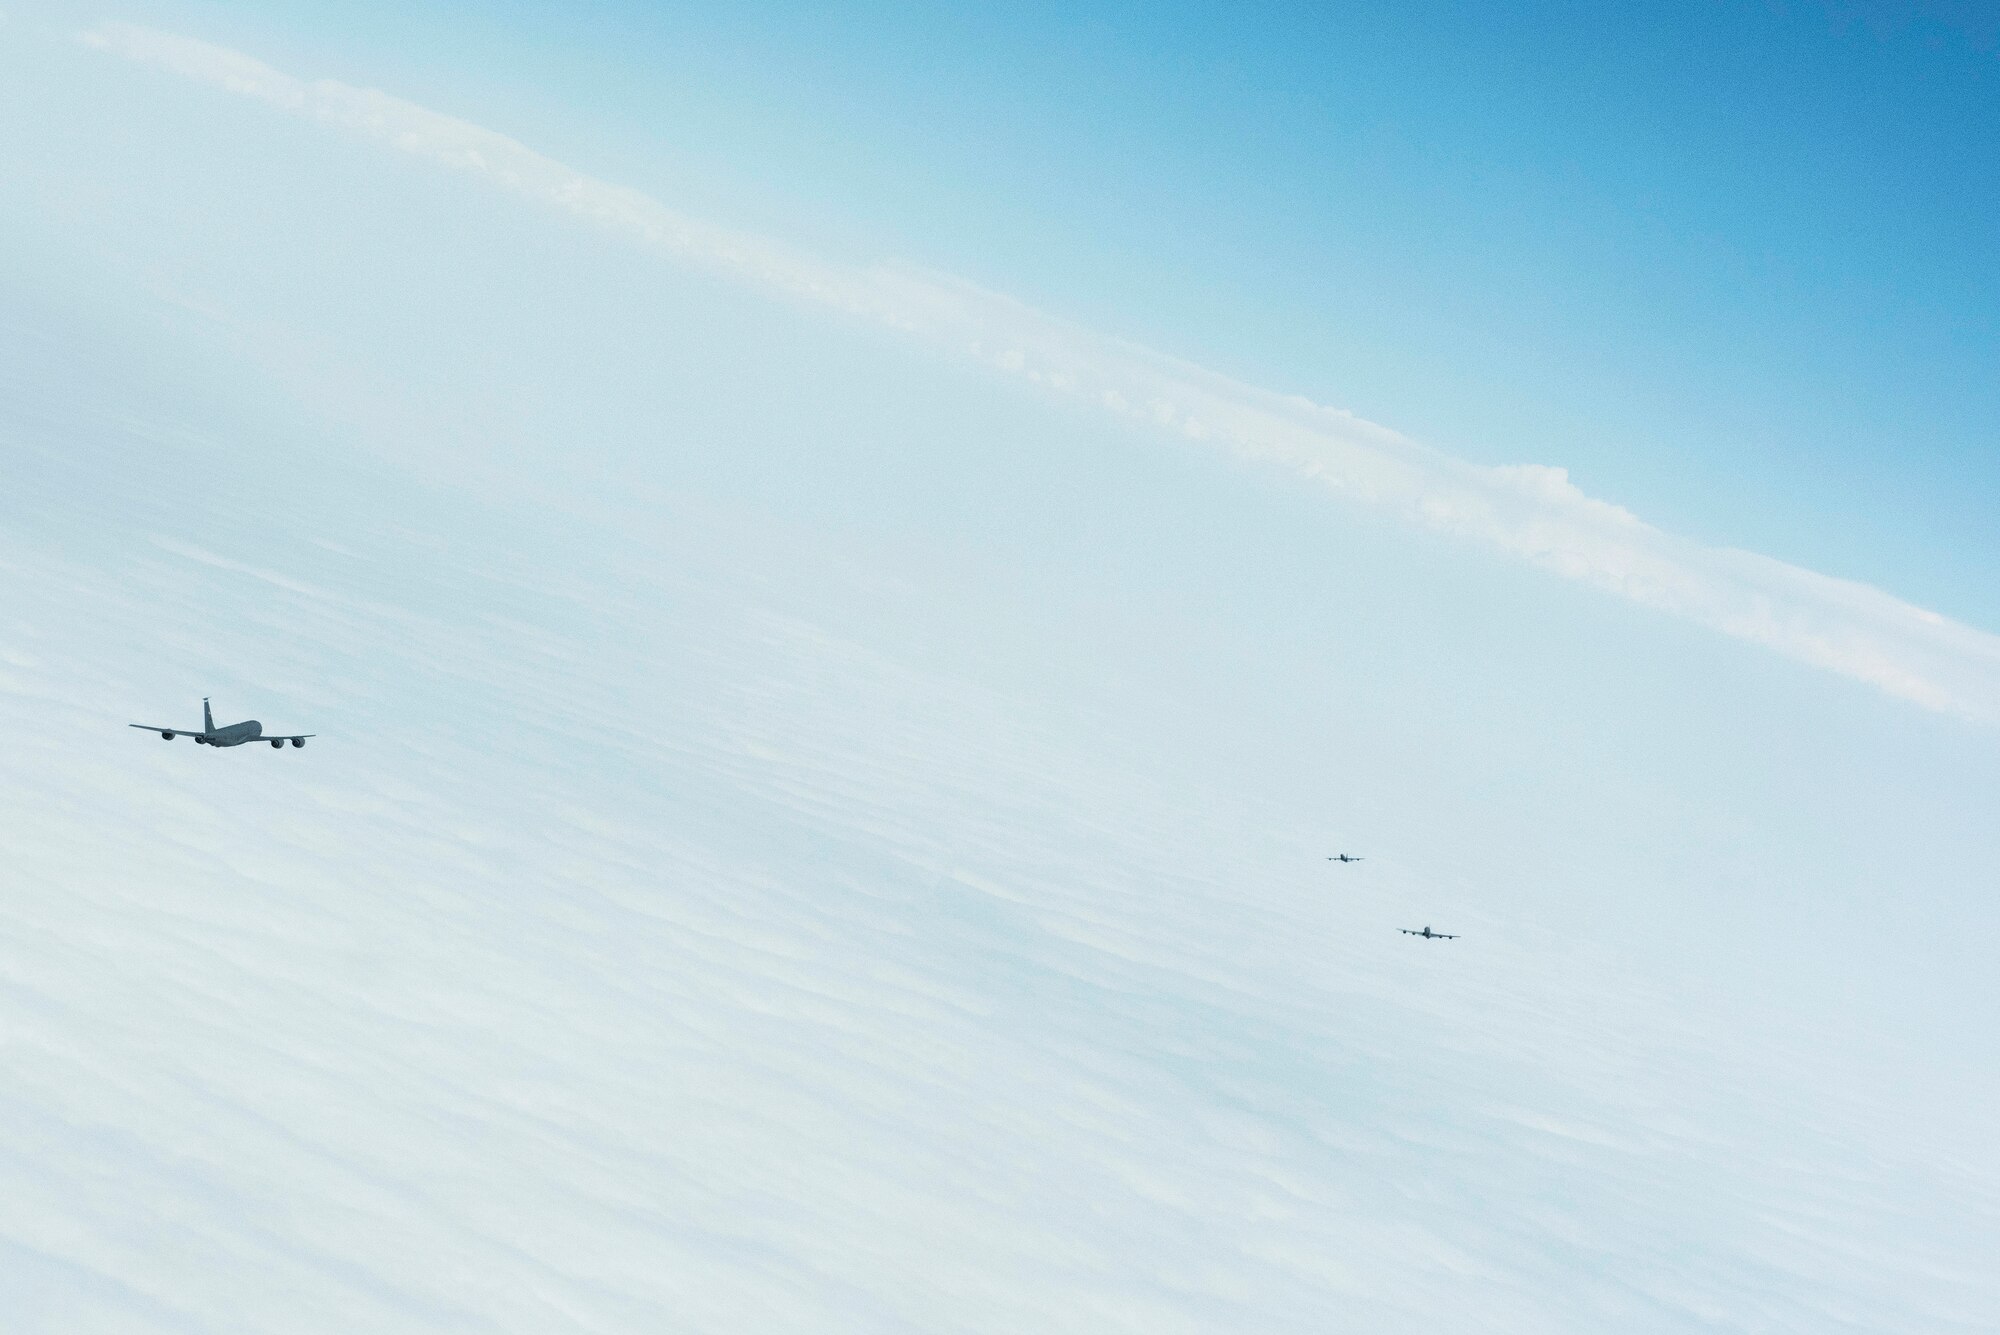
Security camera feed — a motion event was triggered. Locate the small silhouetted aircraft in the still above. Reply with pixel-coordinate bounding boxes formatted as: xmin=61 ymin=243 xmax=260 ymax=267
xmin=1327 ymin=854 xmax=1365 ymax=863
xmin=130 ymin=697 xmax=313 ymax=750
xmin=1400 ymin=925 xmax=1457 ymax=940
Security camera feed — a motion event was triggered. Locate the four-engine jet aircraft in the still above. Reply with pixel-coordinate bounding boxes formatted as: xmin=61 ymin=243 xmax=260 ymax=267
xmin=1399 ymin=925 xmax=1457 ymax=940
xmin=1327 ymin=854 xmax=1365 ymax=863
xmin=130 ymin=698 xmax=313 ymax=749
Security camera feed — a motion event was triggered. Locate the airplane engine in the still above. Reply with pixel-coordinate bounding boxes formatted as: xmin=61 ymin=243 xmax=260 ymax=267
xmin=271 ymin=739 xmax=283 ymax=748
xmin=291 ymin=737 xmax=304 ymax=748
xmin=161 ymin=731 xmax=173 ymax=740
xmin=194 ymin=736 xmax=206 ymax=744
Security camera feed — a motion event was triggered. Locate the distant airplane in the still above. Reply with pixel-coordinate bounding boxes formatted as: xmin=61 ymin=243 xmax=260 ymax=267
xmin=130 ymin=698 xmax=313 ymax=749
xmin=1399 ymin=925 xmax=1457 ymax=940
xmin=1327 ymin=854 xmax=1365 ymax=863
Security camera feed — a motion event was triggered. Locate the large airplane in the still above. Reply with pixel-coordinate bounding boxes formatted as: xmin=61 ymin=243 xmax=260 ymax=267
xmin=1327 ymin=854 xmax=1365 ymax=863
xmin=130 ymin=698 xmax=313 ymax=749
xmin=1399 ymin=925 xmax=1457 ymax=940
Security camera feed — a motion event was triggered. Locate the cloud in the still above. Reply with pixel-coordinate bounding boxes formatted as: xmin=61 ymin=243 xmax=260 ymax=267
xmin=5 ymin=491 xmax=1996 ymax=1332
xmin=81 ymin=21 xmax=2000 ymax=722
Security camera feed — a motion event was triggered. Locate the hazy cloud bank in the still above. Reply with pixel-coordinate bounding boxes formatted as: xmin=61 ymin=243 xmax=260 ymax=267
xmin=4 ymin=459 xmax=1992 ymax=1333
xmin=82 ymin=21 xmax=2000 ymax=722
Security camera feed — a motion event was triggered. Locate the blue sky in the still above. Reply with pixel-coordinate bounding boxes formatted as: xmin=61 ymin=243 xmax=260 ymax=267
xmin=84 ymin=0 xmax=2000 ymax=628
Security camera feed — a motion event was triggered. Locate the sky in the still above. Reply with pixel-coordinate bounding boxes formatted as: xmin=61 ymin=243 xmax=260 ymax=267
xmin=47 ymin=0 xmax=2000 ymax=624
xmin=1 ymin=3 xmax=1996 ymax=1331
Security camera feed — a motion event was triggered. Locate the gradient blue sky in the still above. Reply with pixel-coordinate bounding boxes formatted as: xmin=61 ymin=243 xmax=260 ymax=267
xmin=73 ymin=0 xmax=2000 ymax=627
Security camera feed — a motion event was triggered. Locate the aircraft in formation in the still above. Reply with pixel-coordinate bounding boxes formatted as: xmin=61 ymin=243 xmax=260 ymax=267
xmin=130 ymin=698 xmax=313 ymax=750
xmin=1329 ymin=853 xmax=1461 ymax=939
xmin=129 ymin=716 xmax=1465 ymax=935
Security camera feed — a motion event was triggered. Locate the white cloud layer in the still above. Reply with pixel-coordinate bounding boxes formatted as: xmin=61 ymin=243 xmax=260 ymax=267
xmin=79 ymin=20 xmax=2000 ymax=722
xmin=5 ymin=411 xmax=1994 ymax=1333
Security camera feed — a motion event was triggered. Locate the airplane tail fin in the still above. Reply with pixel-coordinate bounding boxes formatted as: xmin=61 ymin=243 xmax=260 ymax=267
xmin=202 ymin=697 xmax=214 ymax=735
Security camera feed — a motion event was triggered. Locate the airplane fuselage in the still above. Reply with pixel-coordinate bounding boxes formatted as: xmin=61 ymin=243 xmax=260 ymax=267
xmin=199 ymin=720 xmax=263 ymax=747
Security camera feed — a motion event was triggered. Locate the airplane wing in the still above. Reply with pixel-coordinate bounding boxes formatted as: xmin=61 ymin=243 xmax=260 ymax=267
xmin=1440 ymin=933 xmax=1458 ymax=939
xmin=131 ymin=724 xmax=202 ymax=737
xmin=263 ymin=734 xmax=316 ymax=741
